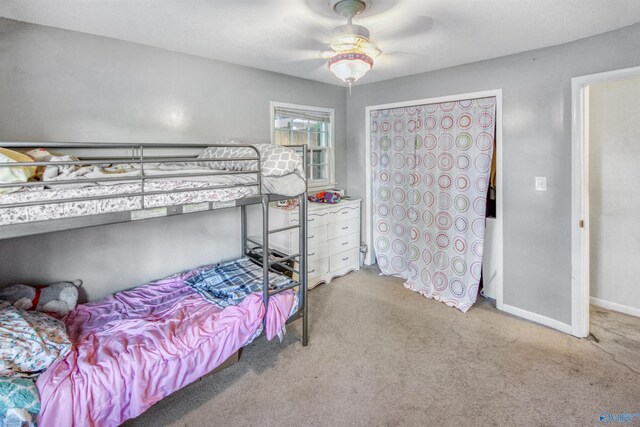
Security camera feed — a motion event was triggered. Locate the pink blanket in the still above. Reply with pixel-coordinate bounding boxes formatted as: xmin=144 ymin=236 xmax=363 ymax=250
xmin=35 ymin=268 xmax=296 ymax=427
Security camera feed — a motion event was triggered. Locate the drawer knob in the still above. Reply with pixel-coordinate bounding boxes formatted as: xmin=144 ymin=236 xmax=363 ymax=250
xmin=309 ymin=235 xmax=315 ymax=239
xmin=342 ymin=242 xmax=348 ymax=245
xmin=341 ymin=226 xmax=348 ymax=230
xmin=342 ymin=257 xmax=349 ymax=261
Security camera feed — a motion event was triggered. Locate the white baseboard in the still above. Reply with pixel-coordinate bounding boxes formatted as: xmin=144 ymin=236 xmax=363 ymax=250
xmin=590 ymin=297 xmax=640 ymax=318
xmin=502 ymin=304 xmax=573 ymax=334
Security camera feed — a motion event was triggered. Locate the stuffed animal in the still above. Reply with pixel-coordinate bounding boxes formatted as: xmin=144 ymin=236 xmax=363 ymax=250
xmin=0 ymin=280 xmax=82 ymax=317
xmin=308 ymin=191 xmax=341 ymax=204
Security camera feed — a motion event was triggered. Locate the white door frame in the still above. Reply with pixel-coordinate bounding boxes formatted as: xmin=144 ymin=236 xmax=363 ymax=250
xmin=571 ymin=65 xmax=640 ymax=338
xmin=364 ymin=89 xmax=504 ymax=310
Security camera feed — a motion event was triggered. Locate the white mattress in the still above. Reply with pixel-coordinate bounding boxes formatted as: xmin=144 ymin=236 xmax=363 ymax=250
xmin=0 ymin=157 xmax=307 ymax=226
xmin=0 ymin=176 xmax=258 ymax=226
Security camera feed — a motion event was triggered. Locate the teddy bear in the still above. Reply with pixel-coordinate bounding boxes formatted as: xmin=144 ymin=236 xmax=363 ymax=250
xmin=0 ymin=280 xmax=82 ymax=317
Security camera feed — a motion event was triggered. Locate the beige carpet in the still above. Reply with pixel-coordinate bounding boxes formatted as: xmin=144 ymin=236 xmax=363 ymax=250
xmin=127 ymin=267 xmax=640 ymax=426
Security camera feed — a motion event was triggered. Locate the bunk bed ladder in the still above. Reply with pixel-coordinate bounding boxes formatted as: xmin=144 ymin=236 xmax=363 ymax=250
xmin=299 ymin=187 xmax=309 ymax=346
xmin=239 ymin=146 xmax=308 ymax=346
xmin=262 ymin=194 xmax=271 ymax=337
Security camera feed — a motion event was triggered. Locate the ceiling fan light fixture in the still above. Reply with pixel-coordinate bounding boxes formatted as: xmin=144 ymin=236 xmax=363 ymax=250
xmin=327 ymin=52 xmax=373 ymax=87
xmin=330 ymin=34 xmax=380 ymax=58
xmin=326 ymin=0 xmax=378 ymax=89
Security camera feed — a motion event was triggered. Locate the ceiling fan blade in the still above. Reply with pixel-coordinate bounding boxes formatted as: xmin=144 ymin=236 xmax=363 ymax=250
xmin=281 ymin=15 xmax=338 ymax=64
xmin=368 ymin=15 xmax=434 ymax=43
xmin=283 ymin=15 xmax=333 ymax=45
xmin=286 ymin=57 xmax=325 ymax=66
xmin=286 ymin=49 xmax=332 ymax=62
xmin=382 ymin=51 xmax=428 ymax=59
xmin=320 ymin=50 xmax=334 ymax=59
xmin=286 ymin=36 xmax=329 ymax=53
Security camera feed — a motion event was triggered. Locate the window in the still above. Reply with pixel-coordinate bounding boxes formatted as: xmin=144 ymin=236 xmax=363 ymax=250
xmin=271 ymin=102 xmax=335 ymax=190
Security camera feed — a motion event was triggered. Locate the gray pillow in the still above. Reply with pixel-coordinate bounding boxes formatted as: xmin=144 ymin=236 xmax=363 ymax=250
xmin=195 ymin=142 xmax=303 ymax=177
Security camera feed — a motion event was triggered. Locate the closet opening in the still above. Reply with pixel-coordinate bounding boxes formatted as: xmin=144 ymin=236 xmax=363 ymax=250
xmin=364 ymin=89 xmax=503 ymax=311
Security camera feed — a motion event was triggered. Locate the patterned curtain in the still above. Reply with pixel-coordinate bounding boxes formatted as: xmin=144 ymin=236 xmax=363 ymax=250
xmin=370 ymin=97 xmax=496 ymax=312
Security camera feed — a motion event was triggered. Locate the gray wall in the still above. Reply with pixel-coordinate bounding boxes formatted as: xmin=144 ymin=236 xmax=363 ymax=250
xmin=0 ymin=19 xmax=346 ymax=301
xmin=346 ymin=23 xmax=640 ymax=325
xmin=3 ymin=16 xmax=640 ymax=324
xmin=589 ymin=77 xmax=640 ymax=313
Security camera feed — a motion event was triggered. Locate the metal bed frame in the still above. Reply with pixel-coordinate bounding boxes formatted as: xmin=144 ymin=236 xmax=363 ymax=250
xmin=0 ymin=141 xmax=309 ymax=346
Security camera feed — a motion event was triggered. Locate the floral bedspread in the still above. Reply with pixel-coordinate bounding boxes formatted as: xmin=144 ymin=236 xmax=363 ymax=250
xmin=0 ymin=301 xmax=71 ymax=426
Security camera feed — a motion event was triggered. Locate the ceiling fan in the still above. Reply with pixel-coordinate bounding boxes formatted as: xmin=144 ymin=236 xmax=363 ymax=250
xmin=285 ymin=0 xmax=433 ymax=89
xmin=326 ymin=0 xmax=380 ymax=88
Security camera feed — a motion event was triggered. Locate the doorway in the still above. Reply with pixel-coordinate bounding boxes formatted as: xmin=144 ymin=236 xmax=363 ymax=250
xmin=571 ymin=66 xmax=640 ymax=338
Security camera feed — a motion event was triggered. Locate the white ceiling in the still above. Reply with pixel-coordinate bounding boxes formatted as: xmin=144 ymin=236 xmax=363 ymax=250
xmin=1 ymin=0 xmax=640 ymax=86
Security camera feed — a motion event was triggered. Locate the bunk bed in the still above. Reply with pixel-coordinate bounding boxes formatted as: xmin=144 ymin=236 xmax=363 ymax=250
xmin=0 ymin=142 xmax=309 ymax=426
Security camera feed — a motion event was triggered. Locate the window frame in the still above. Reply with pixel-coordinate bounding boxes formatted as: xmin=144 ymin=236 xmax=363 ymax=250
xmin=270 ymin=101 xmax=336 ymax=191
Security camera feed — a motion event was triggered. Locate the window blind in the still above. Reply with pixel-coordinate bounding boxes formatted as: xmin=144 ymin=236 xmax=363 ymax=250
xmin=274 ymin=107 xmax=331 ymax=123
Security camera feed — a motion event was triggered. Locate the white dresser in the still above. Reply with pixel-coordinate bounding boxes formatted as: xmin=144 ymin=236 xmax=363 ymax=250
xmin=255 ymin=198 xmax=361 ymax=289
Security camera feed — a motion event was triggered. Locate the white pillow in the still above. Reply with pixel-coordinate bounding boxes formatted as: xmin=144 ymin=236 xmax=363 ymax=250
xmin=0 ymin=148 xmax=36 ymax=195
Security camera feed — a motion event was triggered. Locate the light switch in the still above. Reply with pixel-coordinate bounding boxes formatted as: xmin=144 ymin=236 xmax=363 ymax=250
xmin=535 ymin=177 xmax=547 ymax=192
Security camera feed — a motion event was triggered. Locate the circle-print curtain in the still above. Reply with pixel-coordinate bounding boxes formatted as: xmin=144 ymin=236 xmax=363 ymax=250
xmin=370 ymin=97 xmax=496 ymax=312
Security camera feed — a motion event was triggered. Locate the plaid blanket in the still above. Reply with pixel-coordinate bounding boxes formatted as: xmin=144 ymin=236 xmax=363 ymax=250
xmin=185 ymin=258 xmax=295 ymax=308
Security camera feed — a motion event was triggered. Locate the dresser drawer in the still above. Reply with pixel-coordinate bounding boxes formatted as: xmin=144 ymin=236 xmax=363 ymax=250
xmin=327 ymin=205 xmax=360 ymax=224
xmin=290 ymin=226 xmax=326 ymax=254
xmin=327 ymin=218 xmax=359 ymax=240
xmin=308 ymin=242 xmax=329 ymax=263
xmin=328 ymin=232 xmax=359 ymax=253
xmin=330 ymin=248 xmax=360 ymax=271
xmin=291 ymin=210 xmax=328 ymax=227
xmin=308 ymin=257 xmax=329 ymax=279
xmin=307 ymin=211 xmax=328 ymax=227
xmin=307 ymin=226 xmax=327 ymax=247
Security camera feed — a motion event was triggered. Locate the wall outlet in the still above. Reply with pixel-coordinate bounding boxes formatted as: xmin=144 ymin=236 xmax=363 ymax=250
xmin=535 ymin=176 xmax=547 ymax=192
